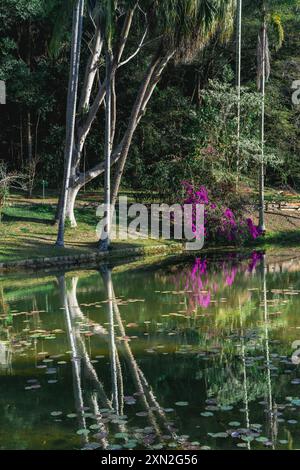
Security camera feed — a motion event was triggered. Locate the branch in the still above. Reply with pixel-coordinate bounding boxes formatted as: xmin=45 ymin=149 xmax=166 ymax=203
xmin=118 ymin=5 xmax=148 ymax=68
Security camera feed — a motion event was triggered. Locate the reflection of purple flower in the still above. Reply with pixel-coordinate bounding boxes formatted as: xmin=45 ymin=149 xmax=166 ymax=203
xmin=192 ymin=258 xmax=207 ymax=278
xmin=198 ymin=292 xmax=211 ymax=308
xmin=171 ymin=251 xmax=263 ymax=314
xmin=248 ymin=251 xmax=264 ymax=272
xmin=225 ymin=266 xmax=238 ymax=286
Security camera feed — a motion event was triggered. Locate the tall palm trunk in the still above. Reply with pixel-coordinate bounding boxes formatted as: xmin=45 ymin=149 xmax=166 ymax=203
xmin=258 ymin=6 xmax=268 ymax=233
xmin=236 ymin=0 xmax=242 ymax=190
xmin=56 ymin=0 xmax=85 ymax=247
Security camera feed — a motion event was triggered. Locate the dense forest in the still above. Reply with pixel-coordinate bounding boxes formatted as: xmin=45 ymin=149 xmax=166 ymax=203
xmin=0 ymin=0 xmax=300 ymax=257
xmin=1 ymin=0 xmax=299 ymax=200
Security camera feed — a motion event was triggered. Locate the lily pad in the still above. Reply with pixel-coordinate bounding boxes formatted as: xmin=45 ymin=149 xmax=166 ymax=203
xmin=51 ymin=411 xmax=62 ymax=417
xmin=77 ymin=429 xmax=90 ymax=436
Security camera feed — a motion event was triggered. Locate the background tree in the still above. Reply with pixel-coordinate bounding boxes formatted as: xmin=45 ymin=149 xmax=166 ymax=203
xmin=252 ymin=0 xmax=284 ymax=232
xmin=56 ymin=0 xmax=85 ymax=247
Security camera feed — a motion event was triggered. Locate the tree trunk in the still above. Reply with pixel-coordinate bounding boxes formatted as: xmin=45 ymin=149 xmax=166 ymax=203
xmin=56 ymin=0 xmax=85 ymax=247
xmin=111 ymin=53 xmax=174 ymax=209
xmin=236 ymin=0 xmax=242 ymax=190
xmin=259 ymin=11 xmax=266 ymax=233
xmin=99 ymin=50 xmax=113 ymax=251
xmin=66 ymin=186 xmax=80 ymax=227
xmin=27 ymin=111 xmax=33 ymax=197
xmin=27 ymin=111 xmax=33 ymax=164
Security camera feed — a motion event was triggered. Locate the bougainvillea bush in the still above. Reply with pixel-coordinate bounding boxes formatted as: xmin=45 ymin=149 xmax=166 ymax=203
xmin=182 ymin=181 xmax=262 ymax=245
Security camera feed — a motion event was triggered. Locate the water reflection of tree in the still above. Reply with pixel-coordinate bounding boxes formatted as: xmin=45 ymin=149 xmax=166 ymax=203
xmin=59 ymin=269 xmax=179 ymax=450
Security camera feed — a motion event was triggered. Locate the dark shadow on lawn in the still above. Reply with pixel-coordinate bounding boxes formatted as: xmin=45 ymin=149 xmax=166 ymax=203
xmin=2 ymin=213 xmax=53 ymax=225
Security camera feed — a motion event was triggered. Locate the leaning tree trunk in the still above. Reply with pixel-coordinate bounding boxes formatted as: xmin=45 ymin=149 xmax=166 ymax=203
xmin=110 ymin=53 xmax=174 ymax=210
xmin=56 ymin=0 xmax=85 ymax=246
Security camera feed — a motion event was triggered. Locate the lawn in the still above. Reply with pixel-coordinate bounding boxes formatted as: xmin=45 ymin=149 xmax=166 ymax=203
xmin=1 ymin=190 xmax=300 ymax=265
xmin=0 ymin=192 xmax=179 ymax=263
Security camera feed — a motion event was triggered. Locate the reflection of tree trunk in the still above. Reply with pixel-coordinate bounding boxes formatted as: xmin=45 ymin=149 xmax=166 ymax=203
xmin=261 ymin=254 xmax=277 ymax=447
xmin=66 ymin=275 xmax=126 ymax=442
xmin=67 ymin=277 xmax=111 ymax=407
xmin=100 ymin=266 xmax=120 ymax=413
xmin=101 ymin=266 xmax=177 ymax=440
xmin=239 ymin=296 xmax=251 ymax=450
xmin=57 ymin=275 xmax=88 ymax=445
xmin=63 ymin=269 xmax=177 ymax=447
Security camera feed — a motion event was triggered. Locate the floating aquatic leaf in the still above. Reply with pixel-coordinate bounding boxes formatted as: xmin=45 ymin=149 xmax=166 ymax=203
xmin=152 ymin=444 xmax=163 ymax=450
xmin=67 ymin=414 xmax=77 ymax=418
xmin=175 ymin=402 xmax=189 ymax=407
xmin=82 ymin=442 xmax=101 ymax=450
xmin=51 ymin=411 xmax=62 ymax=417
xmin=89 ymin=424 xmax=101 ymax=430
xmin=124 ymin=442 xmax=137 ymax=449
xmin=115 ymin=432 xmax=129 ymax=440
xmin=229 ymin=421 xmax=241 ymax=427
xmin=251 ymin=423 xmax=262 ymax=429
xmin=220 ymin=405 xmax=233 ymax=411
xmin=241 ymin=436 xmax=254 ymax=443
xmin=256 ymin=436 xmax=268 ymax=443
xmin=201 ymin=412 xmax=214 ymax=417
xmin=213 ymin=432 xmax=228 ymax=438
xmin=77 ymin=429 xmax=90 ymax=436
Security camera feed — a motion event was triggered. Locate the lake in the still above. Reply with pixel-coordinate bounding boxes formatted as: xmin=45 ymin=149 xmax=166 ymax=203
xmin=1 ymin=249 xmax=300 ymax=450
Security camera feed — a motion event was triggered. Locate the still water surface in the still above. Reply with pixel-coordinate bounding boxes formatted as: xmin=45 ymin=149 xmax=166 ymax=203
xmin=1 ymin=250 xmax=300 ymax=450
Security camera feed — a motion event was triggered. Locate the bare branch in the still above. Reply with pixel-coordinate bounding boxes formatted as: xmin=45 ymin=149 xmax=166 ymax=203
xmin=118 ymin=5 xmax=148 ymax=68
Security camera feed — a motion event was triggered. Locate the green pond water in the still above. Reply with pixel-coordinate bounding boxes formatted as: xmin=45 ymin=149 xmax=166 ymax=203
xmin=1 ymin=250 xmax=300 ymax=450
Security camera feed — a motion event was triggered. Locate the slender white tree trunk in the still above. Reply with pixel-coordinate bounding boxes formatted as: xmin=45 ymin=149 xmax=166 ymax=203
xmin=56 ymin=0 xmax=85 ymax=247
xmin=236 ymin=0 xmax=242 ymax=189
xmin=99 ymin=50 xmax=113 ymax=251
xmin=259 ymin=13 xmax=266 ymax=233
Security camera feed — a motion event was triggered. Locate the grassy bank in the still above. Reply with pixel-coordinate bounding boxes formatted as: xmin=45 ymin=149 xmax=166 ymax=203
xmin=0 ymin=192 xmax=300 ymax=266
xmin=0 ymin=193 xmax=180 ymax=264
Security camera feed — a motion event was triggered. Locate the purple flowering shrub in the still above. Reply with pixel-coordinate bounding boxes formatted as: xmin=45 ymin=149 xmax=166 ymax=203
xmin=182 ymin=181 xmax=262 ymax=244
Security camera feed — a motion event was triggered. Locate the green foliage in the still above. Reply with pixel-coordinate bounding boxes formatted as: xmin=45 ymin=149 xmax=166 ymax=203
xmin=0 ymin=0 xmax=300 ymax=197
